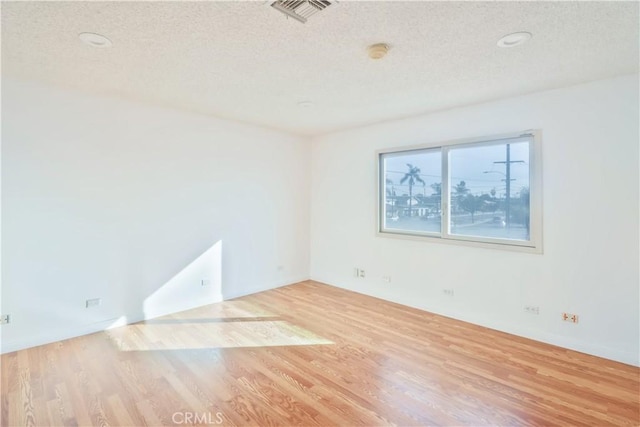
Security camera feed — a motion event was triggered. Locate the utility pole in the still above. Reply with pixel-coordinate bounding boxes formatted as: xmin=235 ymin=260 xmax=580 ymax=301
xmin=493 ymin=144 xmax=524 ymax=229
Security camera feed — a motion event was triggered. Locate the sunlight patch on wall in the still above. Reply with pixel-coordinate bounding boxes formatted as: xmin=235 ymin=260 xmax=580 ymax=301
xmin=143 ymin=241 xmax=223 ymax=319
xmin=106 ymin=316 xmax=130 ymax=329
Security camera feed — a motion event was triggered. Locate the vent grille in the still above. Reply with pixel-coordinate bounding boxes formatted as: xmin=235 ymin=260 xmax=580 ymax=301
xmin=270 ymin=0 xmax=333 ymax=23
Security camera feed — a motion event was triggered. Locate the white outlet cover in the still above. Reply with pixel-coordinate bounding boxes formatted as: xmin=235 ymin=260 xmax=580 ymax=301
xmin=86 ymin=298 xmax=102 ymax=308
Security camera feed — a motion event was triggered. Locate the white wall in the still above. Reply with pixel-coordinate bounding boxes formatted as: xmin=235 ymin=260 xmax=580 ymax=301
xmin=1 ymin=79 xmax=311 ymax=353
xmin=310 ymin=74 xmax=640 ymax=366
xmin=3 ymin=75 xmax=638 ymax=366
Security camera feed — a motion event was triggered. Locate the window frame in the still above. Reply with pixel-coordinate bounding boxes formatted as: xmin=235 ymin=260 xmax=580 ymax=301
xmin=376 ymin=130 xmax=542 ymax=253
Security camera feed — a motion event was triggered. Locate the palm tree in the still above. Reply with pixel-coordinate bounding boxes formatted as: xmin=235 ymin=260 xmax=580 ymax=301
xmin=385 ymin=178 xmax=397 ymax=217
xmin=400 ymin=164 xmax=425 ymax=217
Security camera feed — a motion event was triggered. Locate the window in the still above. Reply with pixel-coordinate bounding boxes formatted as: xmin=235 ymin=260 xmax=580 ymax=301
xmin=378 ymin=131 xmax=541 ymax=252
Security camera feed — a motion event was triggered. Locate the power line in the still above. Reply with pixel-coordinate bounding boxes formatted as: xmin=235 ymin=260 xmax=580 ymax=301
xmin=492 ymin=144 xmax=525 ymax=228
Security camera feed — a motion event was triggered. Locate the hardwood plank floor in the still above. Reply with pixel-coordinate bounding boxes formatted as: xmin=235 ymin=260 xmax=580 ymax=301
xmin=2 ymin=280 xmax=638 ymax=426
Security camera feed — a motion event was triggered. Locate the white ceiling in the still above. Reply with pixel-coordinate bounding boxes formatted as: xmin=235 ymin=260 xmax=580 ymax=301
xmin=2 ymin=1 xmax=638 ymax=136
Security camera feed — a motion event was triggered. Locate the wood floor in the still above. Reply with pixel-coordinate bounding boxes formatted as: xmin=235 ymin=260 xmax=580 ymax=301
xmin=2 ymin=281 xmax=639 ymax=426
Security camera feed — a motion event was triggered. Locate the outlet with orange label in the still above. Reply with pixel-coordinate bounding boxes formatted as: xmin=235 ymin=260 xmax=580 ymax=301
xmin=562 ymin=312 xmax=579 ymax=323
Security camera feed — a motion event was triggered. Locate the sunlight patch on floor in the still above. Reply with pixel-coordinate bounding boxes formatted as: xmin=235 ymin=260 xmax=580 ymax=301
xmin=180 ymin=300 xmax=279 ymax=320
xmin=106 ymin=319 xmax=333 ymax=351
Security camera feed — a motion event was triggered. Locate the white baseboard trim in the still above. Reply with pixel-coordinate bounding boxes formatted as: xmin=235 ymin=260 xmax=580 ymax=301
xmin=1 ymin=294 xmax=224 ymax=355
xmin=1 ymin=316 xmax=140 ymax=355
xmin=142 ymin=293 xmax=224 ymax=320
xmin=2 ymin=278 xmax=311 ymax=354
xmin=222 ymin=276 xmax=310 ymax=300
xmin=441 ymin=307 xmax=640 ymax=367
xmin=311 ymin=277 xmax=639 ymax=367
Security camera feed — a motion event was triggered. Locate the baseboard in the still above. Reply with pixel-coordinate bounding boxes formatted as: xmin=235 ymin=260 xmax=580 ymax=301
xmin=1 ymin=293 xmax=225 ymax=355
xmin=2 ymin=279 xmax=313 ymax=354
xmin=222 ymin=276 xmax=310 ymax=300
xmin=310 ymin=277 xmax=640 ymax=367
xmin=142 ymin=293 xmax=224 ymax=320
xmin=441 ymin=307 xmax=640 ymax=367
xmin=1 ymin=316 xmax=143 ymax=354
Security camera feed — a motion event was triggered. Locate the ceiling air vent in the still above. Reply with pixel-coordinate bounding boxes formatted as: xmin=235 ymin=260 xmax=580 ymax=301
xmin=269 ymin=0 xmax=333 ymax=24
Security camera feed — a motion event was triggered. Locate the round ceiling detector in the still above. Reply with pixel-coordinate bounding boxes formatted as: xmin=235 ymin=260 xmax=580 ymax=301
xmin=368 ymin=43 xmax=389 ymax=59
xmin=497 ymin=32 xmax=532 ymax=48
xmin=79 ymin=32 xmax=112 ymax=48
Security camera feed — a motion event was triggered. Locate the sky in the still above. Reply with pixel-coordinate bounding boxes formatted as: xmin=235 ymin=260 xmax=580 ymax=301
xmin=384 ymin=141 xmax=530 ymax=198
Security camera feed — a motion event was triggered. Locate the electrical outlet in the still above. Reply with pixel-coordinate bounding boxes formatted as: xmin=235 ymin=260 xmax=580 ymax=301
xmin=354 ymin=268 xmax=365 ymax=278
xmin=443 ymin=289 xmax=454 ymax=297
xmin=201 ymin=279 xmax=211 ymax=287
xmin=382 ymin=276 xmax=391 ymax=283
xmin=86 ymin=298 xmax=101 ymax=308
xmin=562 ymin=312 xmax=579 ymax=323
xmin=0 ymin=315 xmax=10 ymax=324
xmin=524 ymin=305 xmax=540 ymax=315
xmin=359 ymin=269 xmax=365 ymax=278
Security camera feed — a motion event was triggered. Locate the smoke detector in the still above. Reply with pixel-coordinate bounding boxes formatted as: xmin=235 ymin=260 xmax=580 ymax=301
xmin=269 ymin=0 xmax=333 ymax=24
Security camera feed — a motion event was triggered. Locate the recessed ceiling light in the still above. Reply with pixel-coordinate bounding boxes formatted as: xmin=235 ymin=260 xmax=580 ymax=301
xmin=79 ymin=32 xmax=112 ymax=48
xmin=298 ymin=101 xmax=314 ymax=108
xmin=368 ymin=43 xmax=389 ymax=59
xmin=497 ymin=32 xmax=532 ymax=48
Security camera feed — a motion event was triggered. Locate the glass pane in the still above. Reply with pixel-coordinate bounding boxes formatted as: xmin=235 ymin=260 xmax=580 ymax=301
xmin=448 ymin=141 xmax=530 ymax=241
xmin=382 ymin=149 xmax=442 ymax=234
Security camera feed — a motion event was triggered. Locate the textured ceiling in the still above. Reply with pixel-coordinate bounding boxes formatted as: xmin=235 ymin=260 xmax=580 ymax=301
xmin=2 ymin=1 xmax=638 ymax=136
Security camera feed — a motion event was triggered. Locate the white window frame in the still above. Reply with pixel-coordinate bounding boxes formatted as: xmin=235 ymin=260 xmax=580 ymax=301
xmin=377 ymin=130 xmax=542 ymax=253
